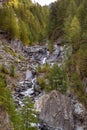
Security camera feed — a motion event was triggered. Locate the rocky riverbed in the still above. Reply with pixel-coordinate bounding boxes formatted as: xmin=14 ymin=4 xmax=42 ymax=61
xmin=13 ymin=43 xmax=65 ymax=106
xmin=12 ymin=42 xmax=87 ymax=130
xmin=0 ymin=36 xmax=86 ymax=130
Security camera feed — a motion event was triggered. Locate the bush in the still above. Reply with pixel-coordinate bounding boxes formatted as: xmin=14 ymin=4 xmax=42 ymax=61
xmin=48 ymin=40 xmax=54 ymax=53
xmin=3 ymin=45 xmax=16 ymax=57
xmin=37 ymin=63 xmax=50 ymax=73
xmin=0 ymin=55 xmax=3 ymax=59
xmin=37 ymin=77 xmax=46 ymax=90
xmin=18 ymin=54 xmax=24 ymax=61
xmin=10 ymin=64 xmax=15 ymax=77
xmin=0 ymin=64 xmax=9 ymax=74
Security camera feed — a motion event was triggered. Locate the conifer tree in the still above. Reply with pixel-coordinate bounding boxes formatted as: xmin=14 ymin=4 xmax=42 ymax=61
xmin=68 ymin=16 xmax=81 ymax=52
xmin=9 ymin=14 xmax=20 ymax=39
xmin=19 ymin=20 xmax=30 ymax=45
xmin=66 ymin=0 xmax=77 ymax=17
xmin=20 ymin=97 xmax=38 ymax=130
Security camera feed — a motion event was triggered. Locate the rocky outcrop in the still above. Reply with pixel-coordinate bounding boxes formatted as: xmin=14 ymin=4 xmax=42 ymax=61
xmin=37 ymin=91 xmax=87 ymax=130
xmin=0 ymin=107 xmax=13 ymax=130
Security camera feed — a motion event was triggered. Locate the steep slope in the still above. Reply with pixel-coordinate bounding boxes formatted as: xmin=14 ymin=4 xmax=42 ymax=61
xmin=0 ymin=107 xmax=13 ymax=130
xmin=0 ymin=0 xmax=87 ymax=130
xmin=0 ymin=0 xmax=49 ymax=45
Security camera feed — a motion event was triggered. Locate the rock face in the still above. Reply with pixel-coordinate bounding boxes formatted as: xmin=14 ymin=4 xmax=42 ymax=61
xmin=39 ymin=91 xmax=74 ymax=130
xmin=0 ymin=107 xmax=13 ymax=130
xmin=38 ymin=91 xmax=87 ymax=130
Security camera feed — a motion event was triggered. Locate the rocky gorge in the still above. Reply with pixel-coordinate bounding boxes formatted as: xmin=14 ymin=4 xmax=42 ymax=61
xmin=0 ymin=0 xmax=87 ymax=129
xmin=0 ymin=34 xmax=87 ymax=130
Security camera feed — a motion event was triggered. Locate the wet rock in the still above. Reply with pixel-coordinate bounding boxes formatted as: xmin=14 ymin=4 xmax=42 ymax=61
xmin=25 ymin=70 xmax=33 ymax=80
xmin=74 ymin=102 xmax=85 ymax=119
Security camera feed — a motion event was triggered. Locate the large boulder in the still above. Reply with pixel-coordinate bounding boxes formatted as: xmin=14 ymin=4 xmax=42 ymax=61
xmin=37 ymin=90 xmax=87 ymax=130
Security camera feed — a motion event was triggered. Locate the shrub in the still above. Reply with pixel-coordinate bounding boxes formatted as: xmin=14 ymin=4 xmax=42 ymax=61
xmin=37 ymin=63 xmax=50 ymax=73
xmin=0 ymin=55 xmax=3 ymax=59
xmin=0 ymin=64 xmax=9 ymax=74
xmin=10 ymin=64 xmax=15 ymax=77
xmin=18 ymin=54 xmax=24 ymax=61
xmin=37 ymin=77 xmax=46 ymax=90
xmin=48 ymin=40 xmax=54 ymax=53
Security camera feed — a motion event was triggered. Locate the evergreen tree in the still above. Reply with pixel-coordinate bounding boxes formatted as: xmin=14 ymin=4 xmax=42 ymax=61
xmin=66 ymin=0 xmax=77 ymax=17
xmin=64 ymin=15 xmax=72 ymax=40
xmin=9 ymin=12 xmax=20 ymax=39
xmin=47 ymin=64 xmax=67 ymax=93
xmin=77 ymin=0 xmax=87 ymax=40
xmin=19 ymin=20 xmax=30 ymax=45
xmin=20 ymin=96 xmax=38 ymax=130
xmin=68 ymin=16 xmax=81 ymax=52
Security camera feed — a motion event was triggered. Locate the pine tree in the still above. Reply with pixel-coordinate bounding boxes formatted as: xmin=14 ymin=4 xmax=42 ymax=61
xmin=68 ymin=16 xmax=81 ymax=52
xmin=66 ymin=0 xmax=77 ymax=17
xmin=64 ymin=15 xmax=72 ymax=40
xmin=9 ymin=14 xmax=20 ymax=39
xmin=20 ymin=97 xmax=38 ymax=130
xmin=77 ymin=0 xmax=87 ymax=40
xmin=0 ymin=8 xmax=10 ymax=32
xmin=19 ymin=20 xmax=30 ymax=45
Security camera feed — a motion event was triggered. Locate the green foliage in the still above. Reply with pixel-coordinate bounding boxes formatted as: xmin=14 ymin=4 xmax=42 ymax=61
xmin=20 ymin=96 xmax=38 ymax=130
xmin=37 ymin=64 xmax=67 ymax=93
xmin=19 ymin=20 xmax=30 ymax=45
xmin=0 ymin=73 xmax=38 ymax=130
xmin=46 ymin=64 xmax=67 ymax=93
xmin=9 ymin=13 xmax=20 ymax=39
xmin=76 ymin=44 xmax=87 ymax=78
xmin=70 ymin=72 xmax=87 ymax=106
xmin=48 ymin=40 xmax=54 ymax=52
xmin=37 ymin=63 xmax=50 ymax=73
xmin=70 ymin=72 xmax=82 ymax=91
xmin=0 ymin=64 xmax=9 ymax=74
xmin=37 ymin=77 xmax=46 ymax=90
xmin=18 ymin=54 xmax=24 ymax=61
xmin=65 ymin=44 xmax=87 ymax=106
xmin=68 ymin=16 xmax=81 ymax=51
xmin=48 ymin=0 xmax=87 ymax=46
xmin=66 ymin=0 xmax=77 ymax=17
xmin=0 ymin=0 xmax=49 ymax=44
xmin=47 ymin=0 xmax=69 ymax=41
xmin=0 ymin=55 xmax=3 ymax=59
xmin=77 ymin=0 xmax=87 ymax=39
xmin=0 ymin=73 xmax=23 ymax=130
xmin=10 ymin=64 xmax=15 ymax=77
xmin=3 ymin=44 xmax=16 ymax=57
